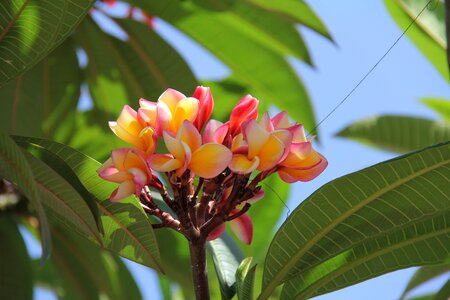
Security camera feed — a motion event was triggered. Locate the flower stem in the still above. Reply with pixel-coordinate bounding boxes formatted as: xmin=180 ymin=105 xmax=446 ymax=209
xmin=188 ymin=237 xmax=210 ymax=300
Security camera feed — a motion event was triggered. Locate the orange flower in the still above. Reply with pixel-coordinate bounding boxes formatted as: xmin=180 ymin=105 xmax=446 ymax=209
xmin=229 ymin=95 xmax=259 ymax=136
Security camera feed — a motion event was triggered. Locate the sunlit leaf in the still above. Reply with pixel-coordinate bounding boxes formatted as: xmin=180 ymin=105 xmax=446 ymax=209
xmin=0 ymin=131 xmax=51 ymax=260
xmin=0 ymin=37 xmax=81 ymax=141
xmin=13 ymin=136 xmax=163 ymax=272
xmin=236 ymin=257 xmax=257 ymax=300
xmin=0 ymin=0 xmax=94 ymax=86
xmin=208 ymin=232 xmax=244 ymax=299
xmin=245 ymin=0 xmax=332 ymax=40
xmin=76 ymin=16 xmax=197 ymax=125
xmin=0 ymin=216 xmax=33 ymax=300
xmin=125 ymin=0 xmax=318 ymax=132
xmin=401 ymin=263 xmax=450 ymax=299
xmin=384 ymin=0 xmax=448 ymax=81
xmin=261 ymin=142 xmax=450 ymax=299
xmin=422 ymin=98 xmax=450 ymax=122
xmin=337 ymin=115 xmax=450 ymax=153
xmin=20 ymin=150 xmax=102 ymax=245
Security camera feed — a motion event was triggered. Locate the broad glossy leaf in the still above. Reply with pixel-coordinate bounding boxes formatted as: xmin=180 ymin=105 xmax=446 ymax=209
xmin=34 ymin=227 xmax=142 ymax=300
xmin=0 ymin=37 xmax=80 ymax=140
xmin=126 ymin=0 xmax=318 ymax=132
xmin=246 ymin=0 xmax=332 ymax=40
xmin=261 ymin=142 xmax=450 ymax=299
xmin=0 ymin=216 xmax=33 ymax=300
xmin=385 ymin=0 xmax=448 ymax=81
xmin=76 ymin=16 xmax=197 ymax=125
xmin=337 ymin=115 xmax=450 ymax=153
xmin=0 ymin=0 xmax=94 ymax=86
xmin=208 ymin=232 xmax=244 ymax=299
xmin=236 ymin=257 xmax=257 ymax=300
xmin=0 ymin=131 xmax=50 ymax=259
xmin=20 ymin=150 xmax=102 ymax=245
xmin=13 ymin=136 xmax=163 ymax=272
xmin=401 ymin=263 xmax=450 ymax=299
xmin=422 ymin=98 xmax=450 ymax=122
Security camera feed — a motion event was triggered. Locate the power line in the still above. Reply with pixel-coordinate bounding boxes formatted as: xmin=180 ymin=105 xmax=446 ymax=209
xmin=307 ymin=0 xmax=434 ymax=137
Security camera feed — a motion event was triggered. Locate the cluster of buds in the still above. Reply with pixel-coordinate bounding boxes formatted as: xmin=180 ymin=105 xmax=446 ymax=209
xmin=97 ymin=87 xmax=327 ymax=244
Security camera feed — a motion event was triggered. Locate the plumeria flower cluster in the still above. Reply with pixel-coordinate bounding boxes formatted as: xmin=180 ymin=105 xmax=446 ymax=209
xmin=97 ymin=87 xmax=327 ymax=244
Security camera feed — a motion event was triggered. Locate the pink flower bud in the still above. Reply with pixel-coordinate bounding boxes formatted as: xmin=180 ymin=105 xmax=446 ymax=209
xmin=229 ymin=95 xmax=259 ymax=136
xmin=192 ymin=86 xmax=214 ymax=131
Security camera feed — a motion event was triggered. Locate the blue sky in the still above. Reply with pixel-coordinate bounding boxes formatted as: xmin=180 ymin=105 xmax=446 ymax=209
xmin=29 ymin=0 xmax=449 ymax=299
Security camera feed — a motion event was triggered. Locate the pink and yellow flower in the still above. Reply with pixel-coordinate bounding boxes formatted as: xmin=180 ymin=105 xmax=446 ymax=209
xmin=97 ymin=148 xmax=151 ymax=201
xmin=229 ymin=118 xmax=291 ymax=174
xmin=109 ymin=105 xmax=156 ymax=155
xmin=155 ymin=88 xmax=199 ymax=136
xmin=148 ymin=121 xmax=232 ymax=178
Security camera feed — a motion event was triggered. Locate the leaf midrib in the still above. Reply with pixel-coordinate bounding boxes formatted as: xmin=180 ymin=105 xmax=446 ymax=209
xmin=36 ymin=182 xmax=102 ymax=245
xmin=260 ymin=154 xmax=449 ymax=299
xmin=0 ymin=0 xmax=30 ymax=43
xmin=96 ymin=203 xmax=164 ymax=273
xmin=293 ymin=223 xmax=450 ymax=300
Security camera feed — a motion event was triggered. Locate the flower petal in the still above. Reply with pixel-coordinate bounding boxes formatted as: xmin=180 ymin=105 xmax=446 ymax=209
xmin=172 ymin=97 xmax=199 ymax=132
xmin=243 ymin=120 xmax=270 ymax=159
xmin=247 ymin=189 xmax=265 ymax=204
xmin=189 ymin=143 xmax=232 ymax=178
xmin=207 ymin=224 xmax=225 ymax=241
xmin=229 ymin=95 xmax=259 ymax=136
xmin=116 ymin=105 xmax=141 ymax=136
xmin=138 ymin=98 xmax=157 ymax=127
xmin=229 ymin=212 xmax=253 ymax=245
xmin=280 ymin=142 xmax=313 ymax=168
xmin=193 ymin=86 xmax=214 ymax=131
xmin=148 ymin=154 xmax=183 ymax=172
xmin=177 ymin=120 xmax=202 ymax=152
xmin=229 ymin=154 xmax=259 ymax=174
xmin=158 ymin=88 xmax=186 ymax=114
xmin=163 ymin=131 xmax=185 ymax=160
xmin=257 ymin=134 xmax=285 ymax=171
xmin=278 ymin=154 xmax=328 ymax=182
xmin=110 ymin=180 xmax=135 ymax=201
xmin=109 ymin=122 xmax=144 ymax=149
xmin=123 ymin=149 xmax=147 ymax=171
xmin=111 ymin=148 xmax=130 ymax=170
xmin=204 ymin=119 xmax=228 ymax=144
xmin=98 ymin=167 xmax=130 ymax=183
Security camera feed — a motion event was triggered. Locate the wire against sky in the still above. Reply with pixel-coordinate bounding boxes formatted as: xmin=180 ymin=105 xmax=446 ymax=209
xmin=307 ymin=0 xmax=434 ymax=137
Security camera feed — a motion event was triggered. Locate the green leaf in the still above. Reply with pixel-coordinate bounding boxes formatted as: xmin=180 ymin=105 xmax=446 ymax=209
xmin=337 ymin=115 xmax=450 ymax=153
xmin=246 ymin=0 xmax=332 ymax=40
xmin=401 ymin=263 xmax=450 ymax=299
xmin=0 ymin=37 xmax=81 ymax=140
xmin=261 ymin=142 xmax=450 ymax=299
xmin=125 ymin=0 xmax=318 ymax=132
xmin=208 ymin=232 xmax=245 ymax=299
xmin=20 ymin=150 xmax=102 ymax=245
xmin=0 ymin=216 xmax=33 ymax=300
xmin=384 ymin=0 xmax=449 ymax=81
xmin=246 ymin=174 xmax=290 ymax=263
xmin=76 ymin=16 xmax=197 ymax=125
xmin=236 ymin=257 xmax=257 ymax=300
xmin=422 ymin=98 xmax=450 ymax=122
xmin=0 ymin=0 xmax=94 ymax=86
xmin=434 ymin=278 xmax=450 ymax=300
xmin=0 ymin=130 xmax=51 ymax=260
xmin=34 ymin=226 xmax=142 ymax=300
xmin=13 ymin=136 xmax=163 ymax=272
